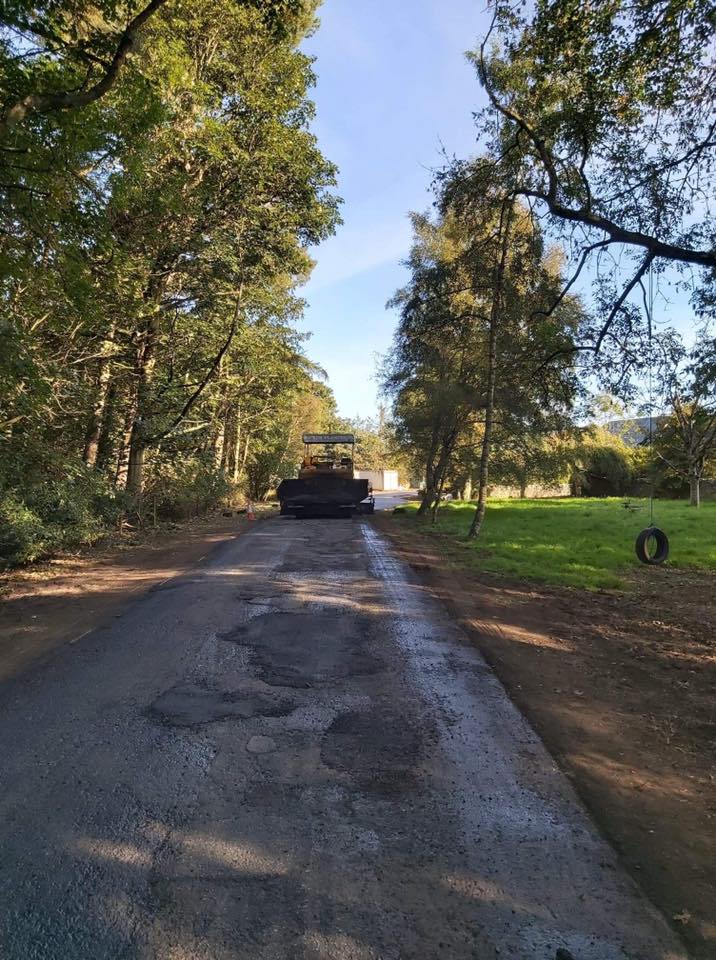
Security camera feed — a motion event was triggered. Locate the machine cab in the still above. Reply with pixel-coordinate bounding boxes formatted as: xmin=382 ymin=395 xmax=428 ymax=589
xmin=298 ymin=434 xmax=356 ymax=479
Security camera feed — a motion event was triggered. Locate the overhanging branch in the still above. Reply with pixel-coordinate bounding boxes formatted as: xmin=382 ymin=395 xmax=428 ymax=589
xmin=148 ymin=292 xmax=243 ymax=445
xmin=477 ymin=24 xmax=716 ymax=270
xmin=0 ymin=0 xmax=171 ymax=135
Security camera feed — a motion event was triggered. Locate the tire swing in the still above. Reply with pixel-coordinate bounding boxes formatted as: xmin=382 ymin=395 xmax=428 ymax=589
xmin=635 ymin=526 xmax=669 ymax=565
xmin=635 ymin=263 xmax=668 ymax=566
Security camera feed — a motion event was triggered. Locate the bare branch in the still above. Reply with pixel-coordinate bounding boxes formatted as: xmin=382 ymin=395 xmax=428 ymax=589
xmin=594 ymin=252 xmax=655 ymax=352
xmin=532 ymin=239 xmax=611 ymax=320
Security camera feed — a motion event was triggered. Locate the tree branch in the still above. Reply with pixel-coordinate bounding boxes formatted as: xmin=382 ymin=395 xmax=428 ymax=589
xmin=594 ymin=252 xmax=655 ymax=352
xmin=477 ymin=29 xmax=716 ymax=270
xmin=529 ymin=254 xmax=654 ymax=374
xmin=531 ymin=239 xmax=611 ymax=320
xmin=148 ymin=292 xmax=242 ymax=444
xmin=514 ymin=186 xmax=715 ymax=268
xmin=0 ymin=0 xmax=170 ymax=136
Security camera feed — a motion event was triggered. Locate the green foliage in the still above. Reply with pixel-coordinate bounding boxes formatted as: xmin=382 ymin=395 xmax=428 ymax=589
xmin=570 ymin=427 xmax=637 ymax=496
xmin=0 ymin=494 xmax=48 ymax=568
xmin=0 ymin=0 xmax=339 ymax=565
xmin=383 ymin=183 xmax=581 ymax=515
xmin=0 ymin=461 xmax=124 ymax=566
xmin=649 ymin=332 xmax=716 ymax=505
xmin=394 ymin=497 xmax=716 ymax=590
xmin=330 ymin=412 xmax=413 ymax=481
xmin=144 ymin=454 xmax=231 ymax=521
xmin=490 ymin=433 xmax=568 ymax=494
xmin=475 ymin=0 xmax=716 ymax=291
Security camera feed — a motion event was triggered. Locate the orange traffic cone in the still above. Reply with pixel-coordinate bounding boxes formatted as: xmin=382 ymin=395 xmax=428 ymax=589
xmin=247 ymin=501 xmax=256 ymax=521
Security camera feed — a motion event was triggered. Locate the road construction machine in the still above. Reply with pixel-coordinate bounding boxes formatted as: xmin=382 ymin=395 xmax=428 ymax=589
xmin=277 ymin=433 xmax=375 ymax=518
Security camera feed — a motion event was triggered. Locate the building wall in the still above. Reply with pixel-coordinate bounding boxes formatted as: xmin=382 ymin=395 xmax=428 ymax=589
xmin=382 ymin=470 xmax=400 ymax=491
xmin=356 ymin=470 xmax=401 ymax=492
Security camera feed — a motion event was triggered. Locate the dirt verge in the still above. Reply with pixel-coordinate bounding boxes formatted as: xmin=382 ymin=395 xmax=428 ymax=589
xmin=373 ymin=513 xmax=715 ymax=960
xmin=0 ymin=511 xmax=267 ymax=685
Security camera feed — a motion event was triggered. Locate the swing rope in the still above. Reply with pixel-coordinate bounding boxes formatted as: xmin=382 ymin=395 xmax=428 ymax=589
xmin=634 ymin=261 xmax=669 ymax=564
xmin=647 ymin=263 xmax=655 ymax=529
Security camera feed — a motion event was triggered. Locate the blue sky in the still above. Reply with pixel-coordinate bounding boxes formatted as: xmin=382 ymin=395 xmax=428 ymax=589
xmin=300 ymin=0 xmax=491 ymax=419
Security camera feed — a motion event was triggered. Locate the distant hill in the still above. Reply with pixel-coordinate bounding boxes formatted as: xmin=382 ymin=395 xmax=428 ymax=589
xmin=604 ymin=416 xmax=669 ymax=446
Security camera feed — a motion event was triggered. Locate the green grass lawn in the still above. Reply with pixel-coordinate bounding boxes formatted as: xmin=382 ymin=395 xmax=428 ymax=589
xmin=395 ymin=498 xmax=716 ymax=590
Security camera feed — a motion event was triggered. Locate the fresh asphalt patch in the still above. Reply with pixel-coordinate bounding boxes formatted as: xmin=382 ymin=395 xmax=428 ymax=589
xmin=147 ymin=681 xmax=295 ymax=728
xmin=219 ymin=609 xmax=382 ymax=689
xmin=320 ymin=704 xmax=436 ymax=796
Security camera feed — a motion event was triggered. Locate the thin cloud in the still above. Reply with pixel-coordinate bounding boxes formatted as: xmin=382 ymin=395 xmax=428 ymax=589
xmin=305 ymin=219 xmax=412 ymax=294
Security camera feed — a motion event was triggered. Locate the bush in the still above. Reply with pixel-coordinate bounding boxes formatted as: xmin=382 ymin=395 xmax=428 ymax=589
xmin=144 ymin=454 xmax=233 ymax=520
xmin=572 ymin=428 xmax=636 ymax=497
xmin=0 ymin=444 xmax=235 ymax=568
xmin=584 ymin=445 xmax=634 ymax=495
xmin=0 ymin=493 xmax=48 ymax=567
xmin=0 ymin=464 xmax=124 ymax=568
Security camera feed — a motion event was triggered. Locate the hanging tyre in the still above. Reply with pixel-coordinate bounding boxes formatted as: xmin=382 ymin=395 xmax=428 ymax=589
xmin=635 ymin=527 xmax=669 ymax=565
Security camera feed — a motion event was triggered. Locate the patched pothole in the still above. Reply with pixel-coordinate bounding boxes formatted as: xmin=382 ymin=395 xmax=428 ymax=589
xmin=219 ymin=611 xmax=381 ymax=689
xmin=321 ymin=707 xmax=431 ymax=795
xmin=245 ymin=595 xmax=304 ymax=609
xmin=147 ymin=682 xmax=294 ymax=728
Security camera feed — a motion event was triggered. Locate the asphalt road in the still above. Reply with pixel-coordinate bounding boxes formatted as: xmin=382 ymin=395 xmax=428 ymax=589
xmin=0 ymin=518 xmax=687 ymax=960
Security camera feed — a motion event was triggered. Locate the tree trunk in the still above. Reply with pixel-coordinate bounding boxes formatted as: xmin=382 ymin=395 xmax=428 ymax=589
xmin=213 ymin=417 xmax=226 ymax=469
xmin=689 ymin=474 xmax=701 ymax=507
xmin=125 ymin=430 xmax=146 ymax=503
xmin=232 ymin=415 xmax=242 ymax=482
xmin=115 ymin=390 xmax=138 ymax=489
xmin=468 ymin=202 xmax=513 ymax=540
xmin=83 ymin=330 xmax=115 ymax=467
xmin=122 ymin=251 xmax=185 ymax=500
xmin=418 ymin=477 xmax=435 ymax=516
xmin=125 ymin=311 xmax=160 ymax=503
xmin=95 ymin=383 xmax=117 ymax=471
xmin=430 ymin=429 xmax=457 ymax=522
xmin=417 ymin=483 xmax=434 ymax=516
xmin=417 ymin=432 xmax=440 ymax=516
xmin=220 ymin=409 xmax=233 ymax=473
xmin=213 ymin=357 xmax=229 ymax=470
xmin=468 ymin=329 xmax=497 ymax=539
xmin=431 ymin=473 xmax=446 ymax=523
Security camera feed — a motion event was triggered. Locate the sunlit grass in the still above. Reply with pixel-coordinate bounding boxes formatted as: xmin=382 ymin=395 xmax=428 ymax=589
xmin=394 ymin=498 xmax=716 ymax=590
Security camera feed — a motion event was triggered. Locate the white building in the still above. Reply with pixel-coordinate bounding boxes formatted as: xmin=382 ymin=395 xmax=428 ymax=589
xmin=356 ymin=469 xmax=400 ymax=491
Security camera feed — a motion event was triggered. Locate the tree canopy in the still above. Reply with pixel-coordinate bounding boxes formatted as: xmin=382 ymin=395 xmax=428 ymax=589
xmin=461 ymin=0 xmax=715 ymax=371
xmin=0 ymin=0 xmax=339 ymax=565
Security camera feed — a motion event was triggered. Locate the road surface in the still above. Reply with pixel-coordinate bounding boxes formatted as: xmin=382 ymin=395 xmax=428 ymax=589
xmin=0 ymin=518 xmax=686 ymax=960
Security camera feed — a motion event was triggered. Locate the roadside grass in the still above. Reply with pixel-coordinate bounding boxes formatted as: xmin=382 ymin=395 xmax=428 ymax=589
xmin=393 ymin=498 xmax=716 ymax=590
